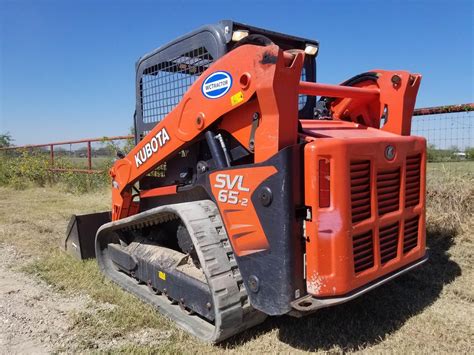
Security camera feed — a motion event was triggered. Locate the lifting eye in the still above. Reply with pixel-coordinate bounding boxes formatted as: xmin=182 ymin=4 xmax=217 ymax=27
xmin=239 ymin=73 xmax=251 ymax=89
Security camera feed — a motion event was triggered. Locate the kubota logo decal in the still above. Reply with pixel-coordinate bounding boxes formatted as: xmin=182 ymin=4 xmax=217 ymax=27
xmin=201 ymin=71 xmax=232 ymax=99
xmin=134 ymin=127 xmax=170 ymax=168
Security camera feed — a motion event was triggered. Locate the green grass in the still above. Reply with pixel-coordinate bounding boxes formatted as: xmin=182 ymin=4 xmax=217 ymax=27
xmin=0 ymin=162 xmax=473 ymax=353
xmin=428 ymin=161 xmax=474 ymax=174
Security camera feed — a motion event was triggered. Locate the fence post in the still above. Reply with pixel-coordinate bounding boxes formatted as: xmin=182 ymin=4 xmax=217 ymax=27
xmin=50 ymin=144 xmax=54 ymax=167
xmin=87 ymin=141 xmax=92 ymax=170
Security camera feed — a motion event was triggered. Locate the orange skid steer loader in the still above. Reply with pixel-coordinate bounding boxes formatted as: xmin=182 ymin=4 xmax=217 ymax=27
xmin=64 ymin=21 xmax=427 ymax=342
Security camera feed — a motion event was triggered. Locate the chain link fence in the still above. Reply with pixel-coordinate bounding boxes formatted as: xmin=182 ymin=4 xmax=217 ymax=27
xmin=1 ymin=104 xmax=473 ymax=170
xmin=412 ymin=104 xmax=473 ymax=162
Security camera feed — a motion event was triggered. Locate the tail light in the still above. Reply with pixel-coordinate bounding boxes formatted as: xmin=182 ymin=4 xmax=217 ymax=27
xmin=319 ymin=159 xmax=330 ymax=208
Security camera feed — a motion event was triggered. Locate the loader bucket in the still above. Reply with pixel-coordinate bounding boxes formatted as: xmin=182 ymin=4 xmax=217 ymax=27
xmin=64 ymin=211 xmax=111 ymax=260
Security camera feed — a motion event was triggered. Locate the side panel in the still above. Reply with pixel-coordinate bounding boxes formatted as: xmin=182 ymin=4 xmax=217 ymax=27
xmin=210 ymin=166 xmax=276 ymax=256
xmin=208 ymin=145 xmax=305 ymax=315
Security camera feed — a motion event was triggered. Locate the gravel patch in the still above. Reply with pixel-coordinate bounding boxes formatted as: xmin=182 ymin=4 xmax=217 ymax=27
xmin=0 ymin=244 xmax=90 ymax=353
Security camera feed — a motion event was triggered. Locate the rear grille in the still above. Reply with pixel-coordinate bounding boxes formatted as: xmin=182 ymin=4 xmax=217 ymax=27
xmin=349 ymin=154 xmax=422 ymax=275
xmin=353 ymin=230 xmax=374 ymax=273
xmin=350 ymin=161 xmax=371 ymax=223
xmin=405 ymin=154 xmax=421 ymax=207
xmin=379 ymin=222 xmax=399 ymax=264
xmin=377 ymin=168 xmax=400 ymax=216
xmin=403 ymin=217 xmax=419 ymax=253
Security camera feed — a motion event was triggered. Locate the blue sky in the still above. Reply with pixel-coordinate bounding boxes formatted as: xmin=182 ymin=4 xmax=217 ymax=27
xmin=1 ymin=0 xmax=473 ymax=145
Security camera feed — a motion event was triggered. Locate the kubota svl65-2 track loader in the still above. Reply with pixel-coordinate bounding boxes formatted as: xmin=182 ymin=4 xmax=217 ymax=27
xmin=65 ymin=21 xmax=427 ymax=342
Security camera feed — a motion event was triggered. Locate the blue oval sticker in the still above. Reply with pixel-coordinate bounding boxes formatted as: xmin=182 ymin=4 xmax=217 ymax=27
xmin=201 ymin=71 xmax=232 ymax=99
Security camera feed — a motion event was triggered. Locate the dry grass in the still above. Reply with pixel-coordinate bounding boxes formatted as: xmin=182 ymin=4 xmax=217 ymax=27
xmin=0 ymin=162 xmax=473 ymax=353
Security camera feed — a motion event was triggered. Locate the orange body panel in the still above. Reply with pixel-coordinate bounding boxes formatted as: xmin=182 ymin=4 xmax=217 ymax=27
xmin=140 ymin=185 xmax=177 ymax=199
xmin=302 ymin=120 xmax=426 ymax=296
xmin=209 ymin=167 xmax=277 ymax=257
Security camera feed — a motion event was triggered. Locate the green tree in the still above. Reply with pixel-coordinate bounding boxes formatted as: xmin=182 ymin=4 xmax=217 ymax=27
xmin=0 ymin=132 xmax=13 ymax=148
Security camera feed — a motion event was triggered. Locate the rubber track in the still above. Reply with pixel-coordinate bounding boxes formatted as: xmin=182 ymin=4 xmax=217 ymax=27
xmin=95 ymin=200 xmax=266 ymax=342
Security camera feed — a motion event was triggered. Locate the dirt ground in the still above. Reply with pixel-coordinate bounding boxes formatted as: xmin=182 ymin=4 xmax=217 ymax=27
xmin=0 ymin=162 xmax=472 ymax=353
xmin=0 ymin=241 xmax=177 ymax=353
xmin=0 ymin=244 xmax=88 ymax=353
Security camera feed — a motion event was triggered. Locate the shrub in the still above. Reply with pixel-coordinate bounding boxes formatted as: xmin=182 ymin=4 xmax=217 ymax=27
xmin=0 ymin=149 xmax=51 ymax=189
xmin=0 ymin=150 xmax=110 ymax=193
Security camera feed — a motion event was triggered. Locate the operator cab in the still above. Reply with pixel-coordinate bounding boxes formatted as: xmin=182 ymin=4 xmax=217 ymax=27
xmin=134 ymin=20 xmax=319 ymax=143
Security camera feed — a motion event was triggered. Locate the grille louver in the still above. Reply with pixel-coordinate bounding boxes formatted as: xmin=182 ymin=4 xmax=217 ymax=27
xmin=403 ymin=217 xmax=419 ymax=253
xmin=353 ymin=230 xmax=374 ymax=273
xmin=379 ymin=222 xmax=399 ymax=264
xmin=405 ymin=155 xmax=421 ymax=207
xmin=377 ymin=168 xmax=401 ymax=216
xmin=351 ymin=161 xmax=371 ymax=223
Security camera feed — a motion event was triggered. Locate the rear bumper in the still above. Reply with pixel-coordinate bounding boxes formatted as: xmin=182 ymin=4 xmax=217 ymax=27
xmin=290 ymin=254 xmax=428 ymax=316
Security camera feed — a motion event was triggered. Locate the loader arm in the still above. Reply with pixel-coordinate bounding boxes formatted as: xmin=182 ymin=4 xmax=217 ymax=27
xmin=110 ymin=44 xmax=305 ymax=220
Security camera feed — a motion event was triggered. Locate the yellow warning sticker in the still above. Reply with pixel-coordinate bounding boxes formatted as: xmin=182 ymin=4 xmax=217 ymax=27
xmin=231 ymin=91 xmax=244 ymax=106
xmin=158 ymin=271 xmax=166 ymax=280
